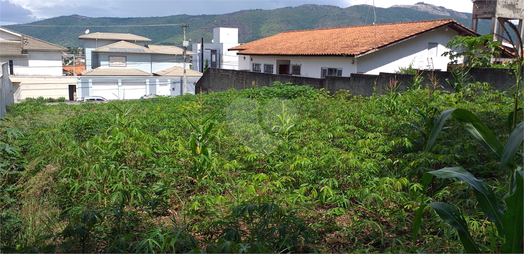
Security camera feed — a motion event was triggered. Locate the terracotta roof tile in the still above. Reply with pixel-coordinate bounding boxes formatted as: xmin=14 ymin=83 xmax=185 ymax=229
xmin=63 ymin=65 xmax=85 ymax=75
xmin=230 ymin=19 xmax=477 ymax=56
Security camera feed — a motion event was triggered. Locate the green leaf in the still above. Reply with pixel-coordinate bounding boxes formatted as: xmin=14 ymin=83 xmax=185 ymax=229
xmin=507 ymin=108 xmax=523 ymax=133
xmin=451 ymin=109 xmax=504 ymax=159
xmin=501 ymin=171 xmax=524 ymax=254
xmin=427 ymin=202 xmax=481 ymax=253
xmin=428 ymin=167 xmax=505 ymax=236
xmin=184 ymin=114 xmax=198 ymax=132
xmin=424 ymin=109 xmax=455 ymax=152
xmin=500 ymin=122 xmax=524 ymax=170
xmin=425 ymin=109 xmax=504 ymax=158
xmin=413 ymin=204 xmax=427 ymax=243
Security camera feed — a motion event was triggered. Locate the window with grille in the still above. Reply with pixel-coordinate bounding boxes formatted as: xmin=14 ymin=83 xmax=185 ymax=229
xmin=109 ymin=56 xmax=126 ymax=67
xmin=263 ymin=64 xmax=274 ymax=74
xmin=252 ymin=63 xmax=261 ymax=72
xmin=321 ymin=67 xmax=342 ymax=78
xmin=291 ymin=64 xmax=301 ymax=75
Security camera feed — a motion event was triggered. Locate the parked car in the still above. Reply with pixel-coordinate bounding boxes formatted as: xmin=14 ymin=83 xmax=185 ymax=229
xmin=77 ymin=96 xmax=108 ymax=102
xmin=140 ymin=94 xmax=157 ymax=99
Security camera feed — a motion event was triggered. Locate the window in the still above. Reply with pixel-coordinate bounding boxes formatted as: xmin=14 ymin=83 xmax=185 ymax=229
xmin=263 ymin=64 xmax=273 ymax=74
xmin=321 ymin=67 xmax=342 ymax=78
xmin=252 ymin=63 xmax=261 ymax=72
xmin=109 ymin=56 xmax=126 ymax=67
xmin=8 ymin=60 xmax=14 ymax=75
xmin=428 ymin=42 xmax=438 ymax=57
xmin=291 ymin=64 xmax=301 ymax=76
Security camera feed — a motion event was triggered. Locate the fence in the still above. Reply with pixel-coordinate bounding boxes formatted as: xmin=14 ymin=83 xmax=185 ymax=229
xmin=196 ymin=68 xmax=518 ymax=96
xmin=0 ymin=63 xmax=15 ymax=118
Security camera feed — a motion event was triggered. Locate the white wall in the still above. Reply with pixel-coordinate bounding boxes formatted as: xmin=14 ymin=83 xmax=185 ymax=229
xmin=248 ymin=55 xmax=357 ymax=78
xmin=77 ymin=77 xmax=194 ymax=100
xmin=192 ymin=28 xmax=240 ymax=71
xmin=1 ymin=51 xmax=62 ymax=76
xmin=10 ymin=77 xmax=76 ymax=100
xmin=151 ymin=54 xmax=185 ymax=73
xmin=98 ymin=53 xmax=152 ymax=73
xmin=84 ymin=40 xmax=117 ymax=69
xmin=0 ymin=29 xmax=21 ymax=40
xmin=83 ymin=39 xmax=147 ymax=70
xmin=357 ymin=26 xmax=459 ymax=74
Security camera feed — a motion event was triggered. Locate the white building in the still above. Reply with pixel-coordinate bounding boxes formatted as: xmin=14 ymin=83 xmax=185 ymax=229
xmin=230 ymin=19 xmax=477 ymax=78
xmin=0 ymin=27 xmax=66 ymax=77
xmin=192 ymin=27 xmax=240 ymax=72
xmin=78 ymin=32 xmax=195 ymax=73
xmin=77 ymin=32 xmax=201 ymax=100
xmin=0 ymin=27 xmax=78 ymax=101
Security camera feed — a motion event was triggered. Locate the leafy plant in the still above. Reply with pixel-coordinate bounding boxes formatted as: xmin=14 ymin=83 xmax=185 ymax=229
xmin=414 ymin=108 xmax=523 ymax=253
xmin=184 ymin=112 xmax=217 ymax=180
xmin=442 ymin=35 xmax=503 ymax=68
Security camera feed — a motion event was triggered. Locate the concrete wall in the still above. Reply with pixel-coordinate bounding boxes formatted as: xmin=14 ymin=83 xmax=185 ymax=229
xmin=197 ymin=67 xmax=517 ymax=96
xmin=151 ymin=54 xmax=185 ymax=73
xmin=10 ymin=77 xmax=77 ymax=100
xmin=0 ymin=63 xmax=14 ymax=118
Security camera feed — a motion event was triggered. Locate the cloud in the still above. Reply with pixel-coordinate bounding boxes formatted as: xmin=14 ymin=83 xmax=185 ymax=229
xmin=0 ymin=0 xmax=38 ymax=25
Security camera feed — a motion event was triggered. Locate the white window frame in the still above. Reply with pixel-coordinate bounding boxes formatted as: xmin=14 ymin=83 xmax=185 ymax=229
xmin=109 ymin=56 xmax=127 ymax=67
xmin=263 ymin=64 xmax=274 ymax=74
xmin=321 ymin=67 xmax=342 ymax=78
xmin=252 ymin=63 xmax=261 ymax=72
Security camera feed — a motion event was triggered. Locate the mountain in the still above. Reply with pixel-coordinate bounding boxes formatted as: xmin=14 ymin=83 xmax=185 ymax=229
xmin=4 ymin=3 xmax=490 ymax=49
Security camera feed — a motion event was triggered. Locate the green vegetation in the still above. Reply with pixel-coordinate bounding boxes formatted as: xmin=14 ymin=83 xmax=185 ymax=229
xmin=1 ymin=77 xmax=521 ymax=252
xmin=5 ymin=4 xmax=491 ymax=48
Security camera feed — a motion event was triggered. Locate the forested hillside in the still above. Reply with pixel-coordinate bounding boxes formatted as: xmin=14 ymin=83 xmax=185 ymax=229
xmin=4 ymin=3 xmax=490 ymax=48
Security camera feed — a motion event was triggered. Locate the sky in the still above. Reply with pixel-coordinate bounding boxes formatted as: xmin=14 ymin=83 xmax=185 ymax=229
xmin=0 ymin=0 xmax=475 ymax=26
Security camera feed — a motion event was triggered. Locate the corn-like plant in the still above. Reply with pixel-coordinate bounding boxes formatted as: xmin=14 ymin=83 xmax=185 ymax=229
xmin=414 ymin=108 xmax=523 ymax=253
xmin=184 ymin=113 xmax=216 ymax=180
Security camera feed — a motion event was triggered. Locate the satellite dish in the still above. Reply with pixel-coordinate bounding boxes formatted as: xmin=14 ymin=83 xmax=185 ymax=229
xmin=85 ymin=29 xmax=90 ymax=34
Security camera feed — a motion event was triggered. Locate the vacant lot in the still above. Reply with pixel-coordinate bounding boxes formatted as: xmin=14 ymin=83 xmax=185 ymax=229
xmin=1 ymin=82 xmax=520 ymax=253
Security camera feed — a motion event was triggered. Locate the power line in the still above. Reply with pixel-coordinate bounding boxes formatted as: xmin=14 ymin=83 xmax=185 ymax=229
xmin=12 ymin=24 xmax=184 ymax=28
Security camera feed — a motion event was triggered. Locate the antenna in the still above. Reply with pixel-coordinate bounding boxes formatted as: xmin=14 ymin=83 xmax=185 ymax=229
xmin=373 ymin=0 xmax=377 ymax=49
xmin=85 ymin=29 xmax=90 ymax=34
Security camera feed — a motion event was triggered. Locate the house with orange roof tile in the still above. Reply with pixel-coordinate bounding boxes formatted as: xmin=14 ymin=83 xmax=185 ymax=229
xmin=229 ymin=19 xmax=478 ymax=78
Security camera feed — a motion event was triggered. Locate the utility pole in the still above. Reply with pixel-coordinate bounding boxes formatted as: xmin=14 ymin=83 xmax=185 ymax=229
xmin=182 ymin=24 xmax=189 ymax=95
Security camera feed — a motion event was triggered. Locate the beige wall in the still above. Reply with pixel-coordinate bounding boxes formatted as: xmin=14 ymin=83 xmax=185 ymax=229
xmin=11 ymin=77 xmax=77 ymax=101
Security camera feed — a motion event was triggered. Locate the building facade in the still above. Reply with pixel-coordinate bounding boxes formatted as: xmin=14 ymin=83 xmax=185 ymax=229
xmin=230 ymin=19 xmax=477 ymax=78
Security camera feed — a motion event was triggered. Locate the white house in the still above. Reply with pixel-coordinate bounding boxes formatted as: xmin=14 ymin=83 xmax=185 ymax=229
xmin=0 ymin=27 xmax=66 ymax=76
xmin=229 ymin=19 xmax=477 ymax=78
xmin=192 ymin=27 xmax=240 ymax=72
xmin=78 ymin=32 xmax=195 ymax=73
xmin=77 ymin=67 xmax=201 ymax=100
xmin=77 ymin=32 xmax=201 ymax=100
xmin=0 ymin=27 xmax=79 ymax=101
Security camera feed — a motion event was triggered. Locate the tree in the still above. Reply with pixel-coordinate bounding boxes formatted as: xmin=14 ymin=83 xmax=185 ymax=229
xmin=442 ymin=35 xmax=502 ymax=68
